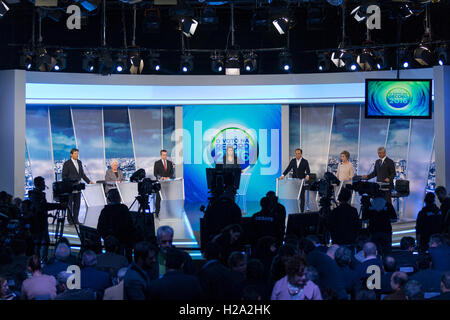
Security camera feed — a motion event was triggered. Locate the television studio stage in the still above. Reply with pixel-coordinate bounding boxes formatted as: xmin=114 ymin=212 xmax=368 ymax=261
xmin=1 ymin=67 xmax=449 ymax=255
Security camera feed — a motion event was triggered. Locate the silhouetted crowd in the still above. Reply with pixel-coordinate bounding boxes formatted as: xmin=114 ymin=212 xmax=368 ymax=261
xmin=0 ymin=185 xmax=449 ymax=300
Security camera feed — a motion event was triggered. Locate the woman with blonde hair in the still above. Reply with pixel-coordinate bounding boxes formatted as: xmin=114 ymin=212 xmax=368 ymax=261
xmin=336 ymin=150 xmax=354 ymax=183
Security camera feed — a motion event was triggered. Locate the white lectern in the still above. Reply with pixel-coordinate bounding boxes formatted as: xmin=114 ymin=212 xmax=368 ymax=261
xmin=81 ymin=183 xmax=107 ymax=228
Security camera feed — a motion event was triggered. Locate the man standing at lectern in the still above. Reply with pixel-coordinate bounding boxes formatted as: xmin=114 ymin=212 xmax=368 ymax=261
xmin=153 ymin=150 xmax=175 ymax=218
xmin=363 ymin=146 xmax=396 ymax=203
xmin=62 ymin=148 xmax=94 ymax=225
xmin=278 ymin=148 xmax=310 ymax=213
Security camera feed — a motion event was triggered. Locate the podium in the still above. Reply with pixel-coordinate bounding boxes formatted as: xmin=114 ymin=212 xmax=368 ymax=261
xmin=276 ymin=178 xmax=304 ymax=200
xmin=81 ymin=184 xmax=107 ymax=228
xmin=116 ymin=181 xmax=140 ymax=211
xmin=159 ymin=177 xmax=185 ymax=201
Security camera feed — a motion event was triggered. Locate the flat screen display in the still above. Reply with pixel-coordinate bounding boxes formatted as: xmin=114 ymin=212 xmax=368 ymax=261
xmin=365 ymin=79 xmax=432 ymax=119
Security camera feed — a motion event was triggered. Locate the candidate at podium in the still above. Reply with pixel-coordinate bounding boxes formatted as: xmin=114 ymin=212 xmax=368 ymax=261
xmin=153 ymin=149 xmax=175 ymax=218
xmin=221 ymin=146 xmax=240 ymax=169
xmin=105 ymin=159 xmax=125 ymax=195
xmin=278 ymin=148 xmax=310 ymax=213
xmin=362 ymin=146 xmax=396 ymax=202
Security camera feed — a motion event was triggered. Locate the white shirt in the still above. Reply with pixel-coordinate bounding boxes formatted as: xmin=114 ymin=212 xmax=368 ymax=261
xmin=71 ymin=158 xmax=79 ymax=173
xmin=380 ymin=156 xmax=386 ymax=165
xmin=296 ymin=157 xmax=302 ymax=168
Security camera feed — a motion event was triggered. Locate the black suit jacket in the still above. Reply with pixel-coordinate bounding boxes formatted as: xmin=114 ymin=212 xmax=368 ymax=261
xmin=153 ymin=159 xmax=175 ymax=179
xmin=62 ymin=159 xmax=91 ymax=183
xmin=148 ymin=271 xmax=205 ymax=300
xmin=283 ymin=158 xmax=310 ymax=179
xmin=367 ymin=157 xmax=396 ymax=185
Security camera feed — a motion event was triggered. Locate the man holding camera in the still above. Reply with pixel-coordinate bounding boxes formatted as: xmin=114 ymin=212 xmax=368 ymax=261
xmin=362 ymin=146 xmax=396 ymax=203
xmin=28 ymin=176 xmax=63 ymax=262
xmin=62 ymin=148 xmax=94 ymax=225
xmin=278 ymin=148 xmax=310 ymax=213
xmin=153 ymin=150 xmax=175 ymax=218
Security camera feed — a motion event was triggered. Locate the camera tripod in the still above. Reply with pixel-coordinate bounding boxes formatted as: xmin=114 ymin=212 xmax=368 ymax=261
xmin=53 ymin=198 xmax=81 ymax=244
xmin=129 ymin=193 xmax=156 ymax=242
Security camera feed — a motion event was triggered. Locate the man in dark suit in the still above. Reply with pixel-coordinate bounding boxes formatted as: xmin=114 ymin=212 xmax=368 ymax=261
xmin=62 ymin=148 xmax=94 ymax=224
xmin=80 ymin=250 xmax=112 ymax=298
xmin=279 ymin=148 xmax=310 ymax=213
xmin=148 ymin=248 xmax=204 ymax=300
xmin=153 ymin=149 xmax=175 ymax=218
xmin=363 ymin=146 xmax=396 ymax=203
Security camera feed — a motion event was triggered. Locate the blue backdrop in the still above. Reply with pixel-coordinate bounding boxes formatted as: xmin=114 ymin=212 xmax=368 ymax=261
xmin=183 ymin=104 xmax=281 ymax=203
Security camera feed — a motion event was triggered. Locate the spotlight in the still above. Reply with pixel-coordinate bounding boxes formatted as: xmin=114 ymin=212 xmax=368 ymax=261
xmin=436 ymin=46 xmax=448 ymax=66
xmin=317 ymin=53 xmax=330 ymax=72
xmin=82 ymin=51 xmax=97 ymax=73
xmin=357 ymin=48 xmax=376 ymax=71
xmin=225 ymin=50 xmax=240 ymax=76
xmin=243 ymin=51 xmax=257 ymax=73
xmin=180 ymin=17 xmax=198 ymax=38
xmin=115 ymin=53 xmax=128 ymax=73
xmin=19 ymin=48 xmax=34 ymax=70
xmin=272 ymin=16 xmax=290 ymax=35
xmin=373 ymin=50 xmax=386 ymax=70
xmin=331 ymin=45 xmax=354 ymax=69
xmin=278 ymin=51 xmax=292 ymax=72
xmin=52 ymin=50 xmax=67 ymax=71
xmin=180 ymin=54 xmax=194 ymax=73
xmin=398 ymin=48 xmax=412 ymax=69
xmin=210 ymin=52 xmax=224 ymax=73
xmin=414 ymin=44 xmax=436 ymax=66
xmin=97 ymin=50 xmax=114 ymax=75
xmin=74 ymin=0 xmax=101 ymax=12
xmin=251 ymin=7 xmax=269 ymax=32
xmin=0 ymin=1 xmax=9 ymax=18
xmin=34 ymin=47 xmax=52 ymax=72
xmin=142 ymin=8 xmax=160 ymax=33
xmin=129 ymin=50 xmax=144 ymax=74
xmin=148 ymin=52 xmax=161 ymax=72
xmin=200 ymin=6 xmax=219 ymax=25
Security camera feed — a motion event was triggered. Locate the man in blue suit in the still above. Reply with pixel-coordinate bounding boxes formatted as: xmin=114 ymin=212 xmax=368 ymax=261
xmin=80 ymin=250 xmax=112 ymax=298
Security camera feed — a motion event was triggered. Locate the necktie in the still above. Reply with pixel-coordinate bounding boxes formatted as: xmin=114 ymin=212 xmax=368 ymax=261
xmin=163 ymin=160 xmax=167 ymax=171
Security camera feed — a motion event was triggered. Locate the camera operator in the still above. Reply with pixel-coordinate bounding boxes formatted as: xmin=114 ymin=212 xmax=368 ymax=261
xmin=28 ymin=176 xmax=64 ymax=262
xmin=62 ymin=148 xmax=94 ymax=225
xmin=97 ymin=189 xmax=135 ymax=263
xmin=362 ymin=190 xmax=398 ymax=255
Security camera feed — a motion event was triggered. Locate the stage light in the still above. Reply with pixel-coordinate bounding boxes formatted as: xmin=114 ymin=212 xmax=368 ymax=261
xmin=317 ymin=53 xmax=330 ymax=72
xmin=200 ymin=6 xmax=219 ymax=25
xmin=114 ymin=53 xmax=128 ymax=73
xmin=52 ymin=50 xmax=67 ymax=71
xmin=436 ymin=46 xmax=448 ymax=66
xmin=243 ymin=51 xmax=257 ymax=73
xmin=148 ymin=52 xmax=161 ymax=72
xmin=357 ymin=48 xmax=377 ymax=71
xmin=129 ymin=51 xmax=144 ymax=74
xmin=19 ymin=48 xmax=34 ymax=70
xmin=81 ymin=51 xmax=97 ymax=73
xmin=326 ymin=0 xmax=343 ymax=6
xmin=0 ymin=1 xmax=9 ymax=18
xmin=278 ymin=51 xmax=292 ymax=72
xmin=272 ymin=17 xmax=290 ymax=35
xmin=225 ymin=50 xmax=240 ymax=76
xmin=180 ymin=54 xmax=194 ymax=73
xmin=34 ymin=47 xmax=52 ymax=72
xmin=96 ymin=50 xmax=114 ymax=75
xmin=74 ymin=0 xmax=101 ymax=12
xmin=142 ymin=8 xmax=160 ymax=33
xmin=398 ymin=48 xmax=412 ymax=69
xmin=373 ymin=50 xmax=386 ymax=70
xmin=210 ymin=51 xmax=224 ymax=73
xmin=251 ymin=7 xmax=269 ymax=32
xmin=414 ymin=44 xmax=436 ymax=66
xmin=180 ymin=17 xmax=198 ymax=38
